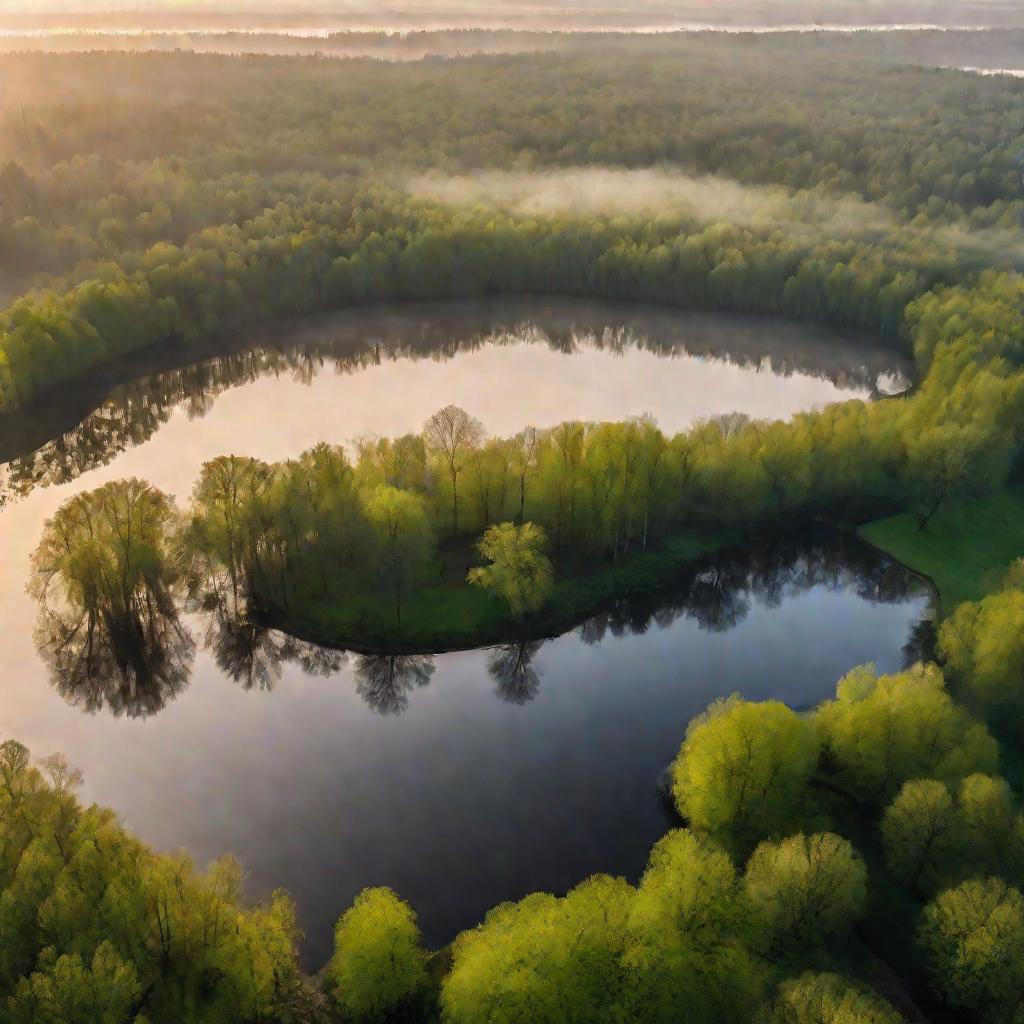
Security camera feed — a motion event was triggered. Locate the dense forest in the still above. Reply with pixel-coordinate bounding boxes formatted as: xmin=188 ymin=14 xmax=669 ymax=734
xmin=1 ymin=34 xmax=1023 ymax=413
xmin=4 ymin=26 xmax=1024 ymax=1024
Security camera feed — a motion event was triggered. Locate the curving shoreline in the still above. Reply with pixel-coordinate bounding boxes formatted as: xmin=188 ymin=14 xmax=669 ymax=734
xmin=0 ymin=296 xmax=908 ymax=464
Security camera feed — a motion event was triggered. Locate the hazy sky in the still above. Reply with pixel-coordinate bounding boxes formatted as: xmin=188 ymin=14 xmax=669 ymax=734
xmin=0 ymin=0 xmax=1013 ymax=17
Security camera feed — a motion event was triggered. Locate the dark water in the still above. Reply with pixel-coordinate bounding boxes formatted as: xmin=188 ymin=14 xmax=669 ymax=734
xmin=0 ymin=299 xmax=925 ymax=967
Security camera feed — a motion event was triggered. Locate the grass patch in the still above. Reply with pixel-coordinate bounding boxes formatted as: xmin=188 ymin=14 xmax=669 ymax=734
xmin=273 ymin=530 xmax=730 ymax=653
xmin=858 ymin=486 xmax=1024 ymax=616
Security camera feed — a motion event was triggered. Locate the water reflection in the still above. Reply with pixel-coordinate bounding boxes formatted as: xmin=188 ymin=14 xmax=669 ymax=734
xmin=902 ymin=614 xmax=938 ymax=668
xmin=26 ymin=477 xmax=194 ymax=718
xmin=0 ymin=299 xmax=912 ymax=507
xmin=577 ymin=527 xmax=919 ymax=645
xmin=489 ymin=641 xmax=544 ymax=705
xmin=353 ymin=655 xmax=437 ymax=715
xmin=33 ymin=594 xmax=195 ymax=718
xmin=28 ymin=523 xmax=927 ymax=719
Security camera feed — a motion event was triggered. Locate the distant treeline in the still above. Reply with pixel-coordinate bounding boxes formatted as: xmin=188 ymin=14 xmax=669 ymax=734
xmin=2 ymin=26 xmax=1023 ymax=67
xmin=3 ymin=41 xmax=1022 ymax=216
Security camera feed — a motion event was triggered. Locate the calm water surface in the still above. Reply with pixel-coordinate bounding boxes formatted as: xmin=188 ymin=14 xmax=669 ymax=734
xmin=0 ymin=299 xmax=924 ymax=966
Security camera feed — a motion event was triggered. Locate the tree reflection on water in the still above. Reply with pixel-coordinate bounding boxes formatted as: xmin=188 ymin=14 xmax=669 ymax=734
xmin=30 ymin=518 xmax=927 ymax=719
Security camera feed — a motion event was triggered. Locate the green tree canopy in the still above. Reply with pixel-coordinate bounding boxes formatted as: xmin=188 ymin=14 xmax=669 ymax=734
xmin=880 ymin=780 xmax=961 ymax=896
xmin=958 ymin=773 xmax=1024 ymax=883
xmin=29 ymin=478 xmax=193 ymax=714
xmin=919 ymin=878 xmax=1024 ymax=1024
xmin=328 ymin=887 xmax=429 ymax=1023
xmin=441 ymin=875 xmax=636 ymax=1024
xmin=671 ymin=696 xmax=820 ymax=853
xmin=0 ymin=738 xmax=301 ymax=1024
xmin=939 ymin=586 xmax=1024 ymax=722
xmin=467 ymin=521 xmax=554 ymax=618
xmin=765 ymin=971 xmax=904 ymax=1024
xmin=814 ymin=663 xmax=998 ymax=802
xmin=625 ymin=829 xmax=759 ymax=1024
xmin=30 ymin=477 xmax=181 ymax=621
xmin=744 ymin=832 xmax=867 ymax=953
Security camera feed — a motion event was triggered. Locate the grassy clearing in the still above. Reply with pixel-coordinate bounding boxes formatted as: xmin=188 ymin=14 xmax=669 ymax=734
xmin=274 ymin=531 xmax=728 ymax=653
xmin=858 ymin=486 xmax=1024 ymax=615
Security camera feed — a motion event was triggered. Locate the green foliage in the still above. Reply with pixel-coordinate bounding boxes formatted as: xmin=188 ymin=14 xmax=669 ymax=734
xmin=4 ymin=941 xmax=141 ymax=1024
xmin=28 ymin=479 xmax=192 ymax=713
xmin=441 ymin=875 xmax=636 ymax=1024
xmin=671 ymin=696 xmax=820 ymax=853
xmin=30 ymin=478 xmax=180 ymax=620
xmin=919 ymin=878 xmax=1024 ymax=1024
xmin=625 ymin=829 xmax=760 ymax=1023
xmin=0 ymin=738 xmax=302 ymax=1024
xmin=906 ymin=271 xmax=1024 ymax=371
xmin=880 ymin=774 xmax=1024 ymax=895
xmin=958 ymin=774 xmax=1024 ymax=882
xmin=467 ymin=521 xmax=554 ymax=618
xmin=744 ymin=833 xmax=867 ymax=953
xmin=328 ymin=887 xmax=429 ymax=1023
xmin=764 ymin=971 xmax=904 ymax=1024
xmin=940 ymin=585 xmax=1024 ymax=723
xmin=363 ymin=485 xmax=435 ymax=623
xmin=814 ymin=663 xmax=998 ymax=802
xmin=441 ymin=829 xmax=760 ymax=1024
xmin=880 ymin=780 xmax=961 ymax=895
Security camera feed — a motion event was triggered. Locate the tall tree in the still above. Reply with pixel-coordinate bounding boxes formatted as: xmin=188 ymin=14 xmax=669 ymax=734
xmin=363 ymin=485 xmax=434 ymax=624
xmin=423 ymin=405 xmax=484 ymax=536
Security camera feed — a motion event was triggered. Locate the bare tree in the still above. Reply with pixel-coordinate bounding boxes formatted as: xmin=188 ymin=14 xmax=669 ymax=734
xmin=40 ymin=753 xmax=84 ymax=859
xmin=512 ymin=426 xmax=540 ymax=524
xmin=422 ymin=404 xmax=484 ymax=536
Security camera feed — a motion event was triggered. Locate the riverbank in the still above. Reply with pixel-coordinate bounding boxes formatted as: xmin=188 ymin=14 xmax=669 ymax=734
xmin=858 ymin=485 xmax=1024 ymax=615
xmin=269 ymin=529 xmax=734 ymax=653
xmin=0 ymin=296 xmax=905 ymax=469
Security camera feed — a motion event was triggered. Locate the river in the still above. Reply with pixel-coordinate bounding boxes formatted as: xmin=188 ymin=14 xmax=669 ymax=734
xmin=0 ymin=298 xmax=926 ymax=966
